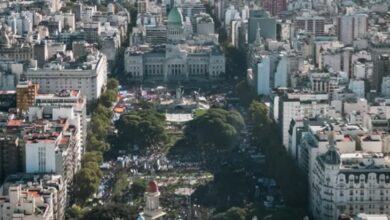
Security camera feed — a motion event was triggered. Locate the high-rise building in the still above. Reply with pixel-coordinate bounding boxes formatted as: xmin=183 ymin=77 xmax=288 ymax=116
xmin=0 ymin=135 xmax=22 ymax=184
xmin=16 ymin=81 xmax=39 ymax=113
xmin=273 ymin=53 xmax=288 ymax=88
xmin=295 ymin=15 xmax=325 ymax=36
xmin=248 ymin=9 xmax=277 ymax=43
xmin=261 ymin=0 xmax=287 ymax=16
xmin=275 ymin=90 xmax=330 ymax=147
xmin=256 ymin=55 xmax=271 ymax=95
xmin=338 ymin=13 xmax=368 ymax=45
xmin=181 ymin=0 xmax=206 ymax=18
xmin=372 ymin=54 xmax=390 ymax=93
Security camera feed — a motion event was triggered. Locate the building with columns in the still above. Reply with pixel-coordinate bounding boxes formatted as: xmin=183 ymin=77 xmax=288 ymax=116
xmin=124 ymin=44 xmax=225 ymax=82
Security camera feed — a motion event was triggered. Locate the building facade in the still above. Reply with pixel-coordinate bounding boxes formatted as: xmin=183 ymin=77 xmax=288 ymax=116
xmin=26 ymin=52 xmax=107 ymax=102
xmin=16 ymin=81 xmax=39 ymax=113
xmin=124 ymin=44 xmax=225 ymax=82
xmin=311 ymin=148 xmax=390 ymax=220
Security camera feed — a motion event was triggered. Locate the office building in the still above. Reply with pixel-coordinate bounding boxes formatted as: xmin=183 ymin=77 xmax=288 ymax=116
xmin=256 ymin=55 xmax=271 ymax=95
xmin=373 ymin=54 xmax=390 ymax=93
xmin=338 ymin=13 xmax=368 ymax=45
xmin=276 ymin=90 xmax=330 ymax=147
xmin=248 ymin=9 xmax=277 ymax=43
xmin=295 ymin=15 xmax=325 ymax=36
xmin=26 ymin=51 xmax=107 ymax=103
xmin=261 ymin=0 xmax=287 ymax=16
xmin=16 ymin=81 xmax=39 ymax=113
xmin=0 ymin=135 xmax=22 ymax=184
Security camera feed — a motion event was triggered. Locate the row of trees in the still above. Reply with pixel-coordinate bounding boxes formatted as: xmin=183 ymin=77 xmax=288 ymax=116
xmin=248 ymin=100 xmax=308 ymax=218
xmin=87 ymin=79 xmax=118 ymax=152
xmin=72 ymin=79 xmax=118 ymax=205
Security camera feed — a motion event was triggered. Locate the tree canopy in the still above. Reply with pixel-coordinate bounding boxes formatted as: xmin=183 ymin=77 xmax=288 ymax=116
xmin=185 ymin=108 xmax=244 ymax=152
xmin=235 ymin=81 xmax=258 ymax=107
xmin=115 ymin=109 xmax=167 ymax=152
xmin=212 ymin=207 xmax=247 ymax=220
xmin=84 ymin=203 xmax=137 ymax=220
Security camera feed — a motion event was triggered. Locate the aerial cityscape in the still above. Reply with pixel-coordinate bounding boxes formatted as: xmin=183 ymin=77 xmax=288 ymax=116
xmin=0 ymin=0 xmax=389 ymax=219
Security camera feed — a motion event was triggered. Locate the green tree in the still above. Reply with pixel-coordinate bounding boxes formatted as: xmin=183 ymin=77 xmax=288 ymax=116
xmin=249 ymin=101 xmax=269 ymax=126
xmin=106 ymin=79 xmax=119 ymax=91
xmin=82 ymin=151 xmax=103 ymax=165
xmin=235 ymin=81 xmax=258 ymax=107
xmin=225 ymin=46 xmax=247 ymax=80
xmin=84 ymin=203 xmax=137 ymax=220
xmin=130 ymin=179 xmax=147 ymax=200
xmin=65 ymin=204 xmax=85 ymax=220
xmin=112 ymin=171 xmax=129 ymax=202
xmin=115 ymin=109 xmax=167 ymax=152
xmin=73 ymin=168 xmax=100 ymax=203
xmin=212 ymin=207 xmax=247 ymax=220
xmin=185 ymin=108 xmax=244 ymax=150
xmin=87 ymin=134 xmax=108 ymax=152
xmin=99 ymin=90 xmax=117 ymax=108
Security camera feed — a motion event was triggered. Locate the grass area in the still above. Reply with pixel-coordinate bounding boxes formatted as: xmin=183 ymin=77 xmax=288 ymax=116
xmin=193 ymin=109 xmax=207 ymax=117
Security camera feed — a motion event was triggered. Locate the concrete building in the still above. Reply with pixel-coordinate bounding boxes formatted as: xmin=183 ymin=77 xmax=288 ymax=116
xmin=195 ymin=13 xmax=214 ymax=35
xmin=381 ymin=76 xmax=390 ymax=97
xmin=257 ymin=55 xmax=271 ymax=95
xmin=181 ymin=0 xmax=206 ymax=18
xmin=24 ymin=118 xmax=78 ymax=191
xmin=276 ymin=91 xmax=330 ymax=147
xmin=274 ymin=53 xmax=288 ymax=88
xmin=0 ymin=91 xmax=16 ymax=111
xmin=26 ymin=51 xmax=107 ymax=103
xmin=338 ymin=13 xmax=368 ymax=45
xmin=124 ymin=44 xmax=225 ymax=82
xmin=33 ymin=89 xmax=87 ymax=162
xmin=1 ymin=174 xmax=65 ymax=220
xmin=83 ymin=22 xmax=101 ymax=43
xmin=0 ymin=135 xmax=22 ymax=184
xmin=349 ymin=80 xmax=365 ymax=98
xmin=373 ymin=54 xmax=390 ymax=93
xmin=261 ymin=0 xmax=287 ymax=16
xmin=145 ymin=26 xmax=167 ymax=45
xmin=311 ymin=148 xmax=390 ymax=220
xmin=16 ymin=81 xmax=39 ymax=113
xmin=295 ymin=15 xmax=325 ymax=36
xmin=248 ymin=9 xmax=277 ymax=43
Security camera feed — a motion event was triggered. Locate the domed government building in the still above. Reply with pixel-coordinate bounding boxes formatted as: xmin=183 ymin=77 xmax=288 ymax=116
xmin=125 ymin=3 xmax=225 ymax=82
